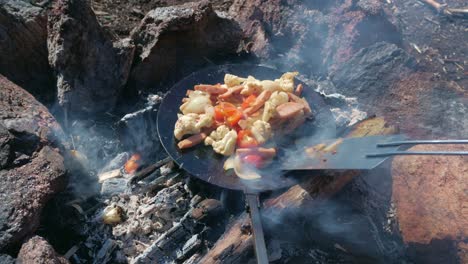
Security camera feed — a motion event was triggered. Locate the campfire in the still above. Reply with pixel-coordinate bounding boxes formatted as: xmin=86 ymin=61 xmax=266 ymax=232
xmin=0 ymin=0 xmax=467 ymax=264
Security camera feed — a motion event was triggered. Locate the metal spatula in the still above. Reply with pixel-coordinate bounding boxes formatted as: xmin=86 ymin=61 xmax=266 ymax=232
xmin=282 ymin=135 xmax=468 ymax=170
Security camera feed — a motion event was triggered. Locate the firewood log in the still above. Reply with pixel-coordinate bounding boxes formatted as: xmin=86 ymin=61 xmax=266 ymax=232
xmin=199 ymin=117 xmax=398 ymax=263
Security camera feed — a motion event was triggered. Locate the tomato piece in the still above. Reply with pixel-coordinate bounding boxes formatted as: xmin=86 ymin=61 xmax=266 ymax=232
xmin=214 ymin=102 xmax=243 ymax=127
xmin=226 ymin=109 xmax=242 ymax=127
xmin=241 ymin=94 xmax=257 ymax=109
xmin=237 ymin=130 xmax=259 ymax=148
xmin=242 ymin=154 xmax=264 ymax=168
xmin=214 ymin=105 xmax=225 ymax=121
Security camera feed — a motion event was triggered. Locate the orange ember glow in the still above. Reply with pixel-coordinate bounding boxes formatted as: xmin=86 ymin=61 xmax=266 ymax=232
xmin=124 ymin=154 xmax=141 ymax=174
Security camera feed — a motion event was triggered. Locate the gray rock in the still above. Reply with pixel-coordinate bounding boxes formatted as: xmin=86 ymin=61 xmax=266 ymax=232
xmin=0 ymin=123 xmax=13 ymax=170
xmin=101 ymin=178 xmax=129 ymax=197
xmin=0 ymin=75 xmax=66 ymax=250
xmin=47 ymin=0 xmax=135 ymax=117
xmin=0 ymin=0 xmax=54 ymax=103
xmin=0 ymin=254 xmax=15 ymax=264
xmin=17 ymin=236 xmax=69 ymax=264
xmin=331 ymin=42 xmax=413 ymax=106
xmin=128 ymin=0 xmax=242 ymax=91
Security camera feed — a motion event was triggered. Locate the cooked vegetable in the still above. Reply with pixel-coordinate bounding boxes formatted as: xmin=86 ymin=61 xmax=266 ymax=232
xmin=242 ymin=154 xmax=264 ymax=168
xmin=241 ymin=94 xmax=257 ymax=109
xmin=250 ymin=120 xmax=272 ymax=144
xmin=205 ymin=125 xmax=238 ymax=156
xmin=262 ymin=91 xmax=289 ymax=122
xmin=174 ymin=71 xmax=312 ymax=176
xmin=224 ymin=74 xmax=246 ymax=87
xmin=179 ymin=90 xmax=212 ymax=114
xmin=174 ymin=112 xmax=213 ymax=140
xmin=237 ymin=130 xmax=259 ymax=148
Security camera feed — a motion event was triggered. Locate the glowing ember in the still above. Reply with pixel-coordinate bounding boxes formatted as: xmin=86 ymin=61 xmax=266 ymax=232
xmin=124 ymin=154 xmax=141 ymax=174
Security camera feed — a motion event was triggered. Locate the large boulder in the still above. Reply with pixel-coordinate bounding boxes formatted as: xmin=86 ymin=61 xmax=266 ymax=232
xmin=0 ymin=0 xmax=54 ymax=103
xmin=47 ymin=0 xmax=135 ymax=117
xmin=16 ymin=236 xmax=69 ymax=264
xmin=0 ymin=75 xmax=66 ymax=251
xmin=381 ymin=72 xmax=468 ymax=138
xmin=228 ymin=0 xmax=401 ymax=75
xmin=127 ymin=1 xmax=242 ymax=92
xmin=330 ymin=41 xmax=414 ymax=106
xmin=392 ymin=145 xmax=468 ymax=263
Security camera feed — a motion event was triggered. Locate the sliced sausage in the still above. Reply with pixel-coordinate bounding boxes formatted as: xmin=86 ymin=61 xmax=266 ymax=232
xmin=244 ymin=90 xmax=272 ymax=115
xmin=219 ymin=85 xmax=244 ymax=99
xmin=294 ymin=83 xmax=303 ymax=96
xmin=236 ymin=147 xmax=277 ymax=159
xmin=276 ymin=102 xmax=304 ymax=119
xmin=288 ymin=93 xmax=312 ymax=114
xmin=177 ymin=133 xmax=207 ymax=149
xmin=194 ymin=84 xmax=228 ymax=94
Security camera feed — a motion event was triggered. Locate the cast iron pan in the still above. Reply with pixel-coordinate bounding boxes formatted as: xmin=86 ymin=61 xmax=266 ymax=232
xmin=157 ymin=64 xmax=336 ymax=191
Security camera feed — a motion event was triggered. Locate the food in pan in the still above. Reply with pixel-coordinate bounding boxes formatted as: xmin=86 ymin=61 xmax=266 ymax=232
xmin=174 ymin=72 xmax=313 ymax=171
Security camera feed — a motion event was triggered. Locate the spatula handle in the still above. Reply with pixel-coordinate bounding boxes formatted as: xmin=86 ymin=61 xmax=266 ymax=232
xmin=366 ymin=151 xmax=468 ymax=157
xmin=377 ymin=139 xmax=468 ymax=147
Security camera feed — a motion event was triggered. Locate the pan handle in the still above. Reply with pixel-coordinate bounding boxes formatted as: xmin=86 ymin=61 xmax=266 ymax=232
xmin=366 ymin=151 xmax=468 ymax=157
xmin=377 ymin=139 xmax=468 ymax=147
xmin=245 ymin=193 xmax=269 ymax=264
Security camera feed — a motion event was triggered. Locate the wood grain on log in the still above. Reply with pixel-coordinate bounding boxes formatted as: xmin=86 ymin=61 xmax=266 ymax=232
xmin=200 ymin=117 xmax=398 ymax=263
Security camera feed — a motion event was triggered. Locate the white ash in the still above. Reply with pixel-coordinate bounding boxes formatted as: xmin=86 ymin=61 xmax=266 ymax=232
xmin=107 ymin=181 xmax=191 ymax=260
xmin=120 ymin=94 xmax=163 ymax=122
xmin=315 ymin=79 xmax=367 ymax=128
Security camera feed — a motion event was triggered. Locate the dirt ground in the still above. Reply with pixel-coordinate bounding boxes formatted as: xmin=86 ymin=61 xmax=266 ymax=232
xmin=390 ymin=0 xmax=467 ymax=89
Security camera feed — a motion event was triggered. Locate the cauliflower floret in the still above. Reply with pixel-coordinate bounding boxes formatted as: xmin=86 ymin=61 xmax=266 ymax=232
xmin=240 ymin=76 xmax=263 ymax=95
xmin=224 ymin=74 xmax=246 ymax=87
xmin=196 ymin=111 xmax=213 ymax=129
xmin=240 ymin=72 xmax=298 ymax=95
xmin=262 ymin=91 xmax=289 ymax=122
xmin=259 ymin=80 xmax=281 ymax=92
xmin=274 ymin=71 xmax=298 ymax=93
xmin=238 ymin=117 xmax=256 ymax=130
xmin=205 ymin=125 xmax=238 ymax=156
xmin=250 ymin=120 xmax=272 ymax=144
xmin=174 ymin=113 xmax=213 ymax=140
xmin=180 ymin=91 xmax=212 ymax=115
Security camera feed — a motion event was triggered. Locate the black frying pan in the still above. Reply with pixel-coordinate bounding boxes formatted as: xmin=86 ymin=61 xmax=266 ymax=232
xmin=157 ymin=64 xmax=335 ymax=264
xmin=157 ymin=64 xmax=336 ymax=192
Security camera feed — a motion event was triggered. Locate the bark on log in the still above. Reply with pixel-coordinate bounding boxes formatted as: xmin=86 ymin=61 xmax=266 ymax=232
xmin=200 ymin=117 xmax=398 ymax=263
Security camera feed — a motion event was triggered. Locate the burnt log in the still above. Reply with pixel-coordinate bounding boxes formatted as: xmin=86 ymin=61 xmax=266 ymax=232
xmin=199 ymin=117 xmax=398 ymax=263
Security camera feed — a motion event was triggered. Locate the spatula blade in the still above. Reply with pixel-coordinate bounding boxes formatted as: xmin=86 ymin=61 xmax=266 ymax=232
xmin=281 ymin=135 xmax=406 ymax=170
